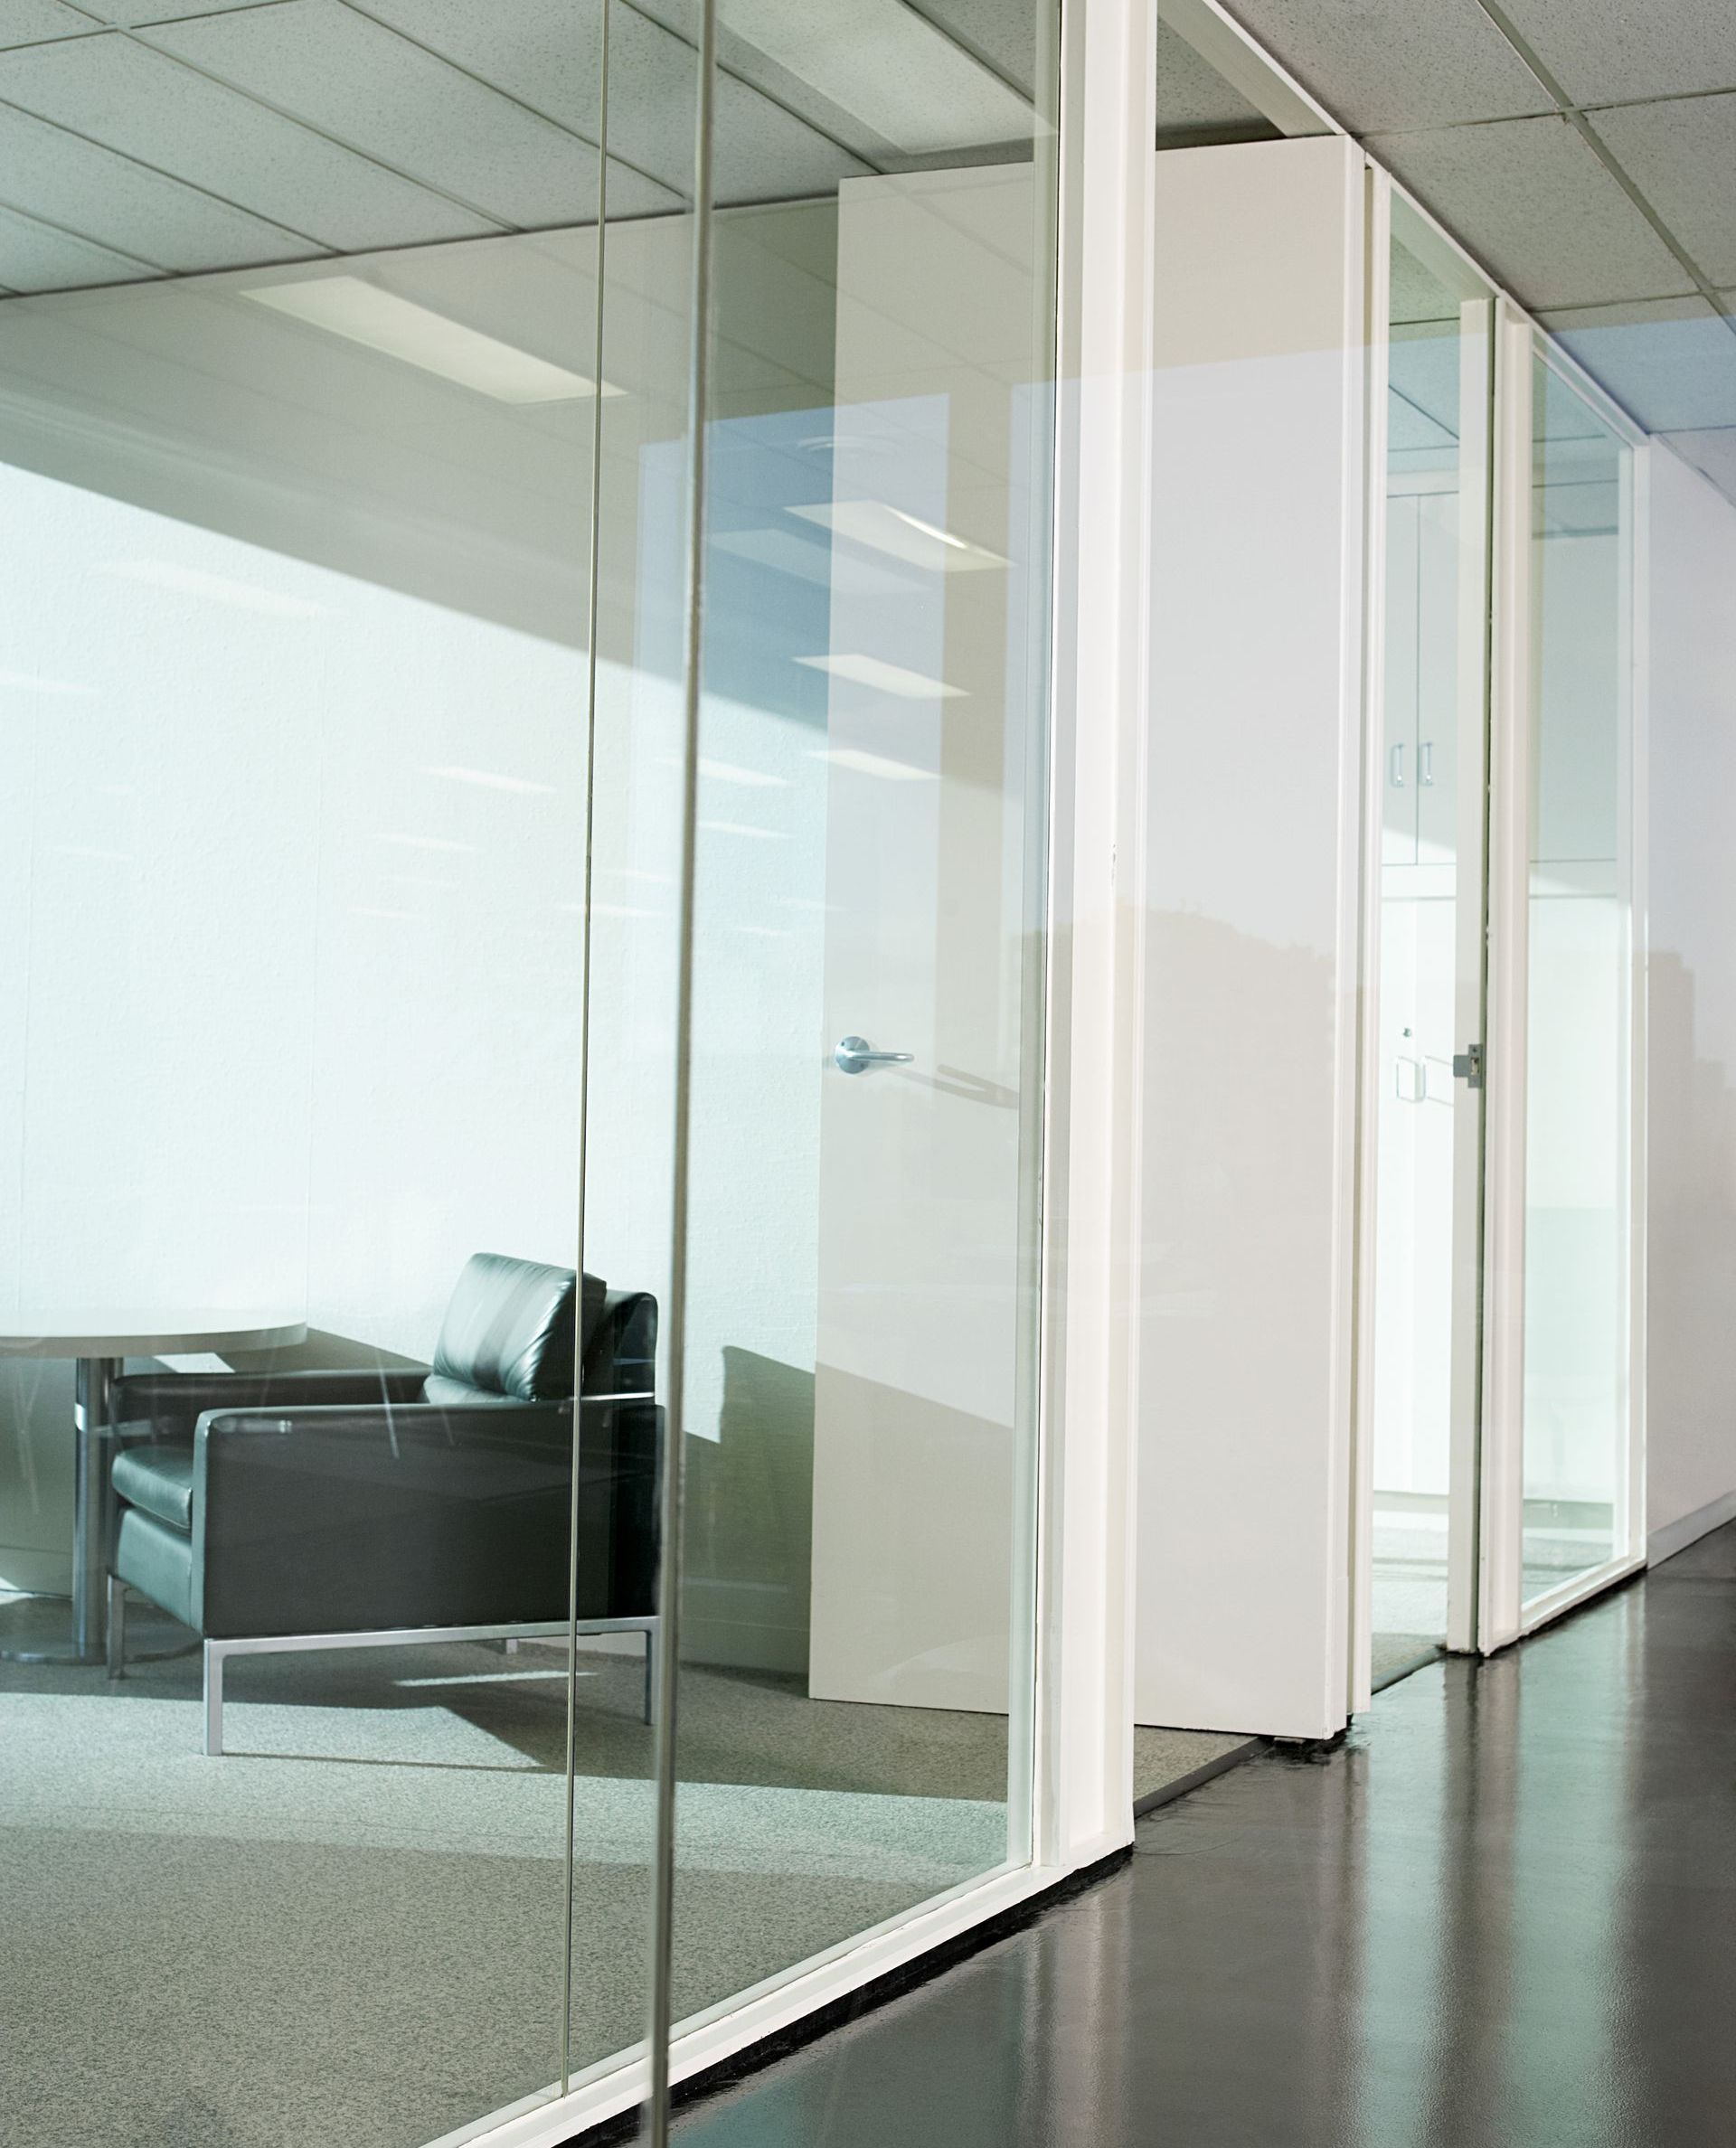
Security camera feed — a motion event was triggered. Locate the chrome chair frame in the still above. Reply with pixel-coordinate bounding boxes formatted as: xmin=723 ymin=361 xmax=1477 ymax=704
xmin=108 ymin=1577 xmax=657 ymax=1756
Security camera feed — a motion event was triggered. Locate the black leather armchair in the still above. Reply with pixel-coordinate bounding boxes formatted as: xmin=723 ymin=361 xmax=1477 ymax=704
xmin=106 ymin=1253 xmax=659 ymax=1753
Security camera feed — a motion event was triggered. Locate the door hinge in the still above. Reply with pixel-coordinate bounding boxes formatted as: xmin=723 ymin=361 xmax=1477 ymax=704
xmin=1452 ymin=1042 xmax=1484 ymax=1089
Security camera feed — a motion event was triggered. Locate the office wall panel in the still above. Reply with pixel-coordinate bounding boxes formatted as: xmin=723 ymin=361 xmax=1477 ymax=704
xmin=1136 ymin=135 xmax=1365 ymax=1739
xmin=1644 ymin=442 xmax=1736 ymax=1559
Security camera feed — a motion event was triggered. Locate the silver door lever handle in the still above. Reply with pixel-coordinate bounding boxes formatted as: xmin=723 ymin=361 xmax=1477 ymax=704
xmin=834 ymin=1035 xmax=914 ymax=1076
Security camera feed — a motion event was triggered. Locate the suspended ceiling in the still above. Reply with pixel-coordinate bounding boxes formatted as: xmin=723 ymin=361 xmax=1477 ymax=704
xmin=1215 ymin=0 xmax=1736 ymax=501
xmin=5 ymin=0 xmax=1735 ymax=497
xmin=0 ymin=0 xmax=1035 ymax=295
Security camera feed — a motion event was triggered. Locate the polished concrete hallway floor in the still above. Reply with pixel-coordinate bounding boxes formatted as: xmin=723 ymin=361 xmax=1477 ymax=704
xmin=670 ymin=1522 xmax=1736 ymax=2148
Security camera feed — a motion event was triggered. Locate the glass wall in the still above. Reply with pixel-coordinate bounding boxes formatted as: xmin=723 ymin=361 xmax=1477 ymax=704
xmin=1368 ymin=200 xmax=1493 ymax=1678
xmin=1520 ymin=352 xmax=1635 ymax=1608
xmin=604 ymin=0 xmax=1061 ymax=2086
xmin=0 ymin=2 xmax=1058 ymax=2143
xmin=0 ymin=10 xmax=636 ymax=2138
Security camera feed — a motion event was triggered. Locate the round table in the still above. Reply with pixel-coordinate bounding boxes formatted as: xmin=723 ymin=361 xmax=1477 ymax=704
xmin=0 ymin=1315 xmax=307 ymax=1663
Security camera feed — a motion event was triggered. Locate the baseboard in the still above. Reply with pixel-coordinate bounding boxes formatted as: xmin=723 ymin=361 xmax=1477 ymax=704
xmin=1648 ymin=1487 xmax=1736 ymax=1568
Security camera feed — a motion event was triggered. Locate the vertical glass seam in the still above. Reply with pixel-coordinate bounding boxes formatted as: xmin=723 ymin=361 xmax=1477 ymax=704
xmin=561 ymin=0 xmax=614 ymax=2097
xmin=647 ymin=5 xmax=719 ymax=2138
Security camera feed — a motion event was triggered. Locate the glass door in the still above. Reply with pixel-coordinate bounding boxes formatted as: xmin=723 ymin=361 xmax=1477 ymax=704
xmin=1516 ymin=346 xmax=1640 ymax=1618
xmin=1367 ymin=193 xmax=1495 ymax=1682
xmin=1477 ymin=309 xmax=1643 ymax=1649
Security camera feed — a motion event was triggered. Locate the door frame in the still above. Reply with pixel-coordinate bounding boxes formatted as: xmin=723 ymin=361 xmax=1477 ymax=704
xmin=1352 ymin=202 xmax=1652 ymax=1691
xmin=1477 ymin=305 xmax=1650 ymax=1651
xmin=1350 ymin=167 xmax=1499 ymax=1704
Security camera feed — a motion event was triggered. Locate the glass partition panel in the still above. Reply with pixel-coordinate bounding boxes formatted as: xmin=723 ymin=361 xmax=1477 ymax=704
xmin=1368 ymin=203 xmax=1494 ymax=1677
xmin=1521 ymin=353 xmax=1634 ymax=1606
xmin=640 ymin=0 xmax=1061 ymax=2068
xmin=0 ymin=12 xmax=655 ymax=2143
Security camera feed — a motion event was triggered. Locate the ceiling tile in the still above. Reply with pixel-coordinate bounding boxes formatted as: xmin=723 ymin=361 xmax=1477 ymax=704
xmin=82 ymin=2 xmax=276 ymax=19
xmin=0 ymin=32 xmax=502 ymax=252
xmin=1390 ymin=328 xmax=1462 ymax=435
xmin=0 ymin=0 xmax=94 ymax=49
xmin=146 ymin=0 xmax=611 ymax=227
xmin=1156 ymin=17 xmax=1274 ymax=141
xmin=0 ymin=102 xmax=312 ymax=273
xmin=1388 ymin=388 xmax=1456 ymax=453
xmin=1390 ymin=237 xmax=1463 ymax=326
xmin=1661 ymin=426 xmax=1736 ymax=508
xmin=1217 ymin=0 xmax=1550 ymax=130
xmin=1369 ymin=115 xmax=1695 ymax=310
xmin=714 ymin=0 xmax=1036 ymax=157
xmin=0 ymin=199 xmax=153 ymax=288
xmin=627 ymin=0 xmax=875 ymax=163
xmin=898 ymin=0 xmax=1037 ymax=99
xmin=1539 ymin=296 xmax=1736 ymax=432
xmin=359 ymin=0 xmax=854 ymax=204
xmin=1589 ymin=96 xmax=1736 ymax=287
xmin=1495 ymin=0 xmax=1736 ymax=107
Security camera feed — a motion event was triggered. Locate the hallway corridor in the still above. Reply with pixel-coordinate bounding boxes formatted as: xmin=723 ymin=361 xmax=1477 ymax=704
xmin=671 ymin=1526 xmax=1736 ymax=2147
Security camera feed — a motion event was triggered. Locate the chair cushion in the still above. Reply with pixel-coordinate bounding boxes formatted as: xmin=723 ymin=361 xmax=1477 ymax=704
xmin=431 ymin=1254 xmax=603 ymax=1401
xmin=113 ymin=1441 xmax=195 ymax=1534
xmin=115 ymin=1507 xmax=196 ymax=1630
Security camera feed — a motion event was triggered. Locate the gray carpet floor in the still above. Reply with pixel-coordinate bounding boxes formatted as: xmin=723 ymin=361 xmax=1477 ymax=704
xmin=0 ymin=1594 xmax=1008 ymax=2148
xmin=1130 ymin=1725 xmax=1251 ymax=1806
xmin=0 ymin=1591 xmax=1286 ymax=2148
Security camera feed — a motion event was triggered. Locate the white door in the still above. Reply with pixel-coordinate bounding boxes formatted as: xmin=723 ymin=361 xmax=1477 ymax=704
xmin=806 ymin=166 xmax=1045 ymax=1712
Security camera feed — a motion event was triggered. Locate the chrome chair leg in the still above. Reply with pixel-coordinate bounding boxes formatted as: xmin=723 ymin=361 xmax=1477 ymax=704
xmin=203 ymin=1642 xmax=224 ymax=1757
xmin=105 ymin=1574 xmax=125 ymax=1681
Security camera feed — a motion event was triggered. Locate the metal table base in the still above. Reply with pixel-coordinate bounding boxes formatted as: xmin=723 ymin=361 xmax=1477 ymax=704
xmin=0 ymin=1356 xmax=118 ymax=1665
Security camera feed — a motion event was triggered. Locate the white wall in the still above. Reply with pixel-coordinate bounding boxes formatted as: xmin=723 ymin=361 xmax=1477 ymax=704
xmin=0 ymin=457 xmax=590 ymax=1350
xmin=807 ymin=167 xmax=1043 ymax=1714
xmin=1134 ymin=135 xmax=1365 ymax=1740
xmin=1643 ymin=442 xmax=1736 ymax=1555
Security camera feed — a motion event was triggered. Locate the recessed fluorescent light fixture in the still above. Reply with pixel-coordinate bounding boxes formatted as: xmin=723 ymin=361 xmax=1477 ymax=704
xmin=423 ymin=764 xmax=556 ymax=795
xmin=808 ymin=746 xmax=936 ymax=781
xmin=243 ymin=276 xmax=622 ymax=403
xmin=722 ymin=0 xmax=1039 ymax=154
xmin=103 ymin=559 xmax=323 ymax=617
xmin=795 ymin=653 xmax=966 ymax=701
xmin=788 ymin=501 xmax=1005 ymax=574
xmin=712 ymin=525 xmax=909 ymax=598
xmin=0 ymin=669 xmax=95 ymax=698
xmin=660 ymin=756 xmax=788 ymax=789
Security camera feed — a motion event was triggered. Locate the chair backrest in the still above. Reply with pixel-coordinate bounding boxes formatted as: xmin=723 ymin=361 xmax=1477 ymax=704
xmin=583 ymin=1289 xmax=657 ymax=1397
xmin=429 ymin=1253 xmax=603 ymax=1402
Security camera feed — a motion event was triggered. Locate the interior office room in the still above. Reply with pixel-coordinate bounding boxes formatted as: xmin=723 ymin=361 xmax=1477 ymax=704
xmin=6 ymin=0 xmax=1736 ymax=2146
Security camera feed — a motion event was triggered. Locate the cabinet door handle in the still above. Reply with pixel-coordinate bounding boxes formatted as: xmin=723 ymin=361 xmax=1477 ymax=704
xmin=1419 ymin=740 xmax=1434 ymax=787
xmin=1389 ymin=743 xmax=1405 ymax=788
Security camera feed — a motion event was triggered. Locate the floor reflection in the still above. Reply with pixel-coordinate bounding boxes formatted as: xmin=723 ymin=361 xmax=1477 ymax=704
xmin=674 ymin=1531 xmax=1736 ymax=2147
